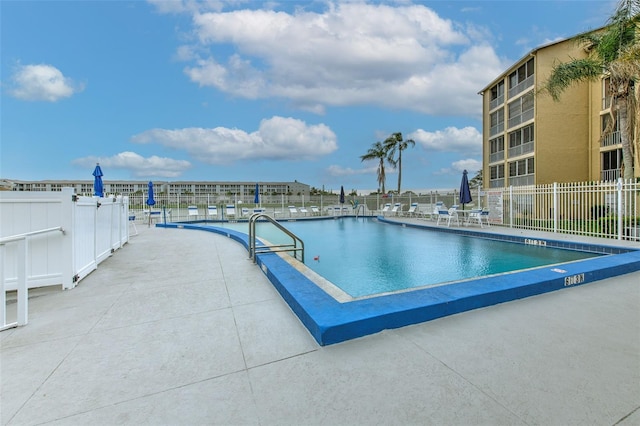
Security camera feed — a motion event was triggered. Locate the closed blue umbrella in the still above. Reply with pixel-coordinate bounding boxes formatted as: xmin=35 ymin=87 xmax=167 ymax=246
xmin=146 ymin=181 xmax=156 ymax=207
xmin=254 ymin=183 xmax=260 ymax=206
xmin=459 ymin=170 xmax=472 ymax=210
xmin=146 ymin=181 xmax=156 ymax=227
xmin=339 ymin=186 xmax=345 ymax=215
xmin=92 ymin=163 xmax=104 ymax=197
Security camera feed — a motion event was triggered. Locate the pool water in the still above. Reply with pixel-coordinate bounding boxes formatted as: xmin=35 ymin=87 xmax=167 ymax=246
xmin=214 ymin=218 xmax=601 ymax=297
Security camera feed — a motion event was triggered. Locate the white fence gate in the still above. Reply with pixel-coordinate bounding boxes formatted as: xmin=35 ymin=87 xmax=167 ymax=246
xmin=1 ymin=188 xmax=130 ymax=329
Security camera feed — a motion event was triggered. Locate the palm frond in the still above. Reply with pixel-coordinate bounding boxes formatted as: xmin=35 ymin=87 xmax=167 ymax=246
xmin=541 ymin=58 xmax=603 ymax=101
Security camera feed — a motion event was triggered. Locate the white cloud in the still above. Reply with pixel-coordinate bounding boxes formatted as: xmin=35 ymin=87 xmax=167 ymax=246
xmin=8 ymin=64 xmax=84 ymax=102
xmin=451 ymin=158 xmax=482 ymax=174
xmin=326 ymin=164 xmax=378 ymax=177
xmin=73 ymin=152 xmax=191 ymax=178
xmin=131 ymin=116 xmax=338 ymax=164
xmin=168 ymin=2 xmax=507 ymax=116
xmin=409 ymin=126 xmax=481 ymax=154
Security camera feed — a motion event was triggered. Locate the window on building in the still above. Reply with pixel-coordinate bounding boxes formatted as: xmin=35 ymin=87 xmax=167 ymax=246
xmin=489 ymin=136 xmax=504 ymax=163
xmin=490 ymin=81 xmax=504 ymax=109
xmin=601 ymin=112 xmax=621 ymax=147
xmin=601 ymin=149 xmax=622 ymax=181
xmin=490 ymin=109 xmax=504 ymax=136
xmin=508 ymin=124 xmax=534 ymax=157
xmin=508 ymin=92 xmax=534 ymax=128
xmin=508 ymin=58 xmax=534 ymax=97
xmin=508 ymin=157 xmax=534 ymax=185
xmin=489 ymin=164 xmax=505 ymax=188
xmin=602 ymin=77 xmax=611 ymax=109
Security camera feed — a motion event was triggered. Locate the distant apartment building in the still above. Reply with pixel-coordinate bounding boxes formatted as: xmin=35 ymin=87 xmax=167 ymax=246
xmin=479 ymin=32 xmax=635 ymax=188
xmin=6 ymin=179 xmax=311 ymax=197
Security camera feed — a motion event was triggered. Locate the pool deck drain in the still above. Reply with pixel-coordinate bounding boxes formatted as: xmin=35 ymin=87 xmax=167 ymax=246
xmin=162 ymin=217 xmax=640 ymax=346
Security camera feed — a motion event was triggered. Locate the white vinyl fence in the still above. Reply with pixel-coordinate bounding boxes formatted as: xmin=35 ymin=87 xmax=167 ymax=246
xmin=1 ymin=188 xmax=130 ymax=329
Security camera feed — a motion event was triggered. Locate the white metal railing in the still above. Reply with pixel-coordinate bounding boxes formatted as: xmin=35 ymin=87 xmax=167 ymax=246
xmin=481 ymin=179 xmax=639 ymax=241
xmin=601 ymin=168 xmax=621 ymax=181
xmin=601 ymin=131 xmax=621 ymax=147
xmin=1 ymin=227 xmax=64 ymax=330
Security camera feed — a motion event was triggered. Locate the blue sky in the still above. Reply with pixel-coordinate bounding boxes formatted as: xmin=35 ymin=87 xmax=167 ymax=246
xmin=1 ymin=0 xmax=614 ymax=193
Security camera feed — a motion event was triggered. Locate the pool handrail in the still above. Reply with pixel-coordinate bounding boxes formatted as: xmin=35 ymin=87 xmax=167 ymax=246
xmin=248 ymin=213 xmax=304 ymax=263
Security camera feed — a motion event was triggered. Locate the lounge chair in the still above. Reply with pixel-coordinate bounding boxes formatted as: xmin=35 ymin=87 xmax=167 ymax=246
xmin=431 ymin=202 xmax=445 ymax=220
xmin=225 ymin=204 xmax=236 ymax=219
xmin=288 ymin=206 xmax=298 ymax=217
xmin=310 ymin=206 xmax=320 ymax=215
xmin=207 ymin=205 xmax=217 ymax=219
xmin=465 ymin=209 xmax=484 ymax=227
xmin=406 ymin=203 xmax=418 ymax=217
xmin=241 ymin=207 xmax=250 ymax=217
xmin=381 ymin=203 xmax=391 ymax=215
xmin=188 ymin=205 xmax=199 ymax=217
xmin=436 ymin=207 xmax=459 ymax=226
xmin=299 ymin=207 xmax=309 ymax=216
xmin=391 ymin=203 xmax=402 ymax=216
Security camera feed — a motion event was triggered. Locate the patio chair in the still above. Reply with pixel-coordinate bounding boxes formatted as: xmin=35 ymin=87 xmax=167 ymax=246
xmin=288 ymin=206 xmax=298 ymax=217
xmin=310 ymin=206 xmax=320 ymax=215
xmin=207 ymin=205 xmax=218 ymax=219
xmin=436 ymin=208 xmax=459 ymax=227
xmin=241 ymin=207 xmax=250 ymax=217
xmin=225 ymin=204 xmax=236 ymax=219
xmin=188 ymin=205 xmax=199 ymax=217
xmin=299 ymin=206 xmax=309 ymax=216
xmin=465 ymin=209 xmax=484 ymax=227
xmin=406 ymin=203 xmax=418 ymax=217
xmin=128 ymin=214 xmax=138 ymax=235
xmin=391 ymin=203 xmax=402 ymax=216
xmin=381 ymin=203 xmax=391 ymax=215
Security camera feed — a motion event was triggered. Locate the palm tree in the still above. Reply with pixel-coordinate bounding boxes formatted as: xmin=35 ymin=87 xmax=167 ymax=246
xmin=384 ymin=132 xmax=415 ymax=194
xmin=360 ymin=141 xmax=388 ymax=193
xmin=542 ymin=0 xmax=639 ymax=180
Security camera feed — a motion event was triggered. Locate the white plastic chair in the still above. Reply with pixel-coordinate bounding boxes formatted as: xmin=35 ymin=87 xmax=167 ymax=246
xmin=207 ymin=205 xmax=218 ymax=219
xmin=436 ymin=208 xmax=459 ymax=226
xmin=381 ymin=203 xmax=391 ymax=215
xmin=391 ymin=203 xmax=402 ymax=215
xmin=406 ymin=203 xmax=418 ymax=217
xmin=225 ymin=204 xmax=236 ymax=219
xmin=288 ymin=206 xmax=298 ymax=217
xmin=188 ymin=206 xmax=199 ymax=217
xmin=310 ymin=206 xmax=320 ymax=215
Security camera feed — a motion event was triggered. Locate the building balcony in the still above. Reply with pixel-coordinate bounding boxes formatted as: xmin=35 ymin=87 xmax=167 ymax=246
xmin=508 ymin=174 xmax=535 ymax=186
xmin=508 ymin=141 xmax=534 ymax=158
xmin=601 ymin=168 xmax=621 ymax=181
xmin=508 ymin=75 xmax=534 ymax=98
xmin=490 ymin=95 xmax=504 ymax=110
xmin=508 ymin=108 xmax=534 ymax=129
xmin=489 ymin=151 xmax=505 ymax=163
xmin=490 ymin=123 xmax=504 ymax=137
xmin=601 ymin=131 xmax=621 ymax=147
xmin=489 ymin=178 xmax=505 ymax=188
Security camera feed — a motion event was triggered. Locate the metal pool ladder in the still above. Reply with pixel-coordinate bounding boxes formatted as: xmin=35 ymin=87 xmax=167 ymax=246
xmin=248 ymin=213 xmax=304 ymax=263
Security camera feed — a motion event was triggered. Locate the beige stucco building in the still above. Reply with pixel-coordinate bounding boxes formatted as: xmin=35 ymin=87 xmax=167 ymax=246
xmin=479 ymin=34 xmax=633 ymax=188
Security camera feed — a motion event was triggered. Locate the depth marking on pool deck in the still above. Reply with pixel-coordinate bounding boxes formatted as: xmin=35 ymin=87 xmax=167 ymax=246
xmin=162 ymin=221 xmax=640 ymax=346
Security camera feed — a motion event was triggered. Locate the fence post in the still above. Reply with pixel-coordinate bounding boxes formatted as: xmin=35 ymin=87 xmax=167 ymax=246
xmin=617 ymin=178 xmax=623 ymax=240
xmin=16 ymin=239 xmax=28 ymax=325
xmin=60 ymin=188 xmax=75 ymax=290
xmin=509 ymin=186 xmax=513 ymax=228
xmin=553 ymin=182 xmax=558 ymax=233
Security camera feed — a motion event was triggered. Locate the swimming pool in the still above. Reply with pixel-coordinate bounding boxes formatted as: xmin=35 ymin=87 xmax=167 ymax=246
xmin=160 ymin=217 xmax=640 ymax=345
xmin=216 ymin=218 xmax=600 ymax=298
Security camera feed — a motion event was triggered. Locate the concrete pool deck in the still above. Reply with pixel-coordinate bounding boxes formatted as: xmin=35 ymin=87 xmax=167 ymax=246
xmin=2 ymin=221 xmax=639 ymax=425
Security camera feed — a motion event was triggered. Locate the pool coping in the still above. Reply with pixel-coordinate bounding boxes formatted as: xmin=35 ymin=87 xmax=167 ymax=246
xmin=158 ymin=218 xmax=640 ymax=346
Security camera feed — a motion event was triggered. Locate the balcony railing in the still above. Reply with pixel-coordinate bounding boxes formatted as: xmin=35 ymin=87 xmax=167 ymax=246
xmin=601 ymin=168 xmax=621 ymax=181
xmin=489 ymin=178 xmax=505 ymax=188
xmin=601 ymin=131 xmax=621 ymax=147
xmin=508 ymin=174 xmax=535 ymax=186
xmin=508 ymin=108 xmax=534 ymax=129
xmin=508 ymin=75 xmax=534 ymax=98
xmin=490 ymin=94 xmax=504 ymax=110
xmin=508 ymin=141 xmax=534 ymax=158
xmin=490 ymin=123 xmax=504 ymax=137
xmin=489 ymin=151 xmax=505 ymax=163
